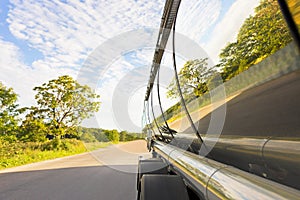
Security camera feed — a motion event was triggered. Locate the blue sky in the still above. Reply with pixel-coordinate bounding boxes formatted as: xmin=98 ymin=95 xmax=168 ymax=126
xmin=0 ymin=0 xmax=43 ymax=65
xmin=0 ymin=0 xmax=259 ymax=131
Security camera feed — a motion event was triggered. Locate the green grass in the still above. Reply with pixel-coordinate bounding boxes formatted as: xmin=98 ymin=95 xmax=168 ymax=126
xmin=0 ymin=138 xmax=136 ymax=170
xmin=0 ymin=149 xmax=86 ymax=170
xmin=83 ymin=142 xmax=112 ymax=151
xmin=0 ymin=139 xmax=87 ymax=170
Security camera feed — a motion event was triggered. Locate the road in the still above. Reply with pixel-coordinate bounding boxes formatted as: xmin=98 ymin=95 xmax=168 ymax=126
xmin=181 ymin=70 xmax=300 ymax=137
xmin=0 ymin=140 xmax=151 ymax=200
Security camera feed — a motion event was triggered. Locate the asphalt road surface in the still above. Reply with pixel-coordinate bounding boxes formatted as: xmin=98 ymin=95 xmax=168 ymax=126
xmin=0 ymin=140 xmax=151 ymax=200
xmin=182 ymin=70 xmax=300 ymax=137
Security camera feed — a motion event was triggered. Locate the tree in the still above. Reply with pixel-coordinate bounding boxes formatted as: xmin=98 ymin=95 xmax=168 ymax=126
xmin=33 ymin=75 xmax=100 ymax=137
xmin=0 ymin=82 xmax=19 ymax=137
xmin=167 ymin=58 xmax=215 ymax=99
xmin=119 ymin=131 xmax=127 ymax=141
xmin=19 ymin=116 xmax=48 ymax=142
xmin=219 ymin=0 xmax=292 ymax=81
xmin=80 ymin=132 xmax=97 ymax=143
xmin=106 ymin=129 xmax=119 ymax=143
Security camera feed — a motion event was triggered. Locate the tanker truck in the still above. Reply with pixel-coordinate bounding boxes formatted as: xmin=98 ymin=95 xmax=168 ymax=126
xmin=137 ymin=0 xmax=300 ymax=199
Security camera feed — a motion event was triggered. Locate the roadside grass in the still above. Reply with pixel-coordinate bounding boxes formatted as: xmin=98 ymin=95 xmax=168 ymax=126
xmin=0 ymin=139 xmax=88 ymax=170
xmin=0 ymin=138 xmax=134 ymax=170
xmin=83 ymin=142 xmax=112 ymax=151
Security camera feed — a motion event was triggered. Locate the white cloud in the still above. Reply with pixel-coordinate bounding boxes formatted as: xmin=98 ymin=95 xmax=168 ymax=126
xmin=3 ymin=0 xmax=166 ymax=131
xmin=176 ymin=0 xmax=222 ymax=42
xmin=203 ymin=0 xmax=260 ymax=63
xmin=2 ymin=0 xmax=261 ymax=132
xmin=0 ymin=37 xmax=23 ymax=69
xmin=88 ymin=49 xmax=153 ymax=131
xmin=0 ymin=38 xmax=77 ymax=107
xmin=7 ymin=0 xmax=165 ymax=69
xmin=80 ymin=46 xmax=176 ymax=131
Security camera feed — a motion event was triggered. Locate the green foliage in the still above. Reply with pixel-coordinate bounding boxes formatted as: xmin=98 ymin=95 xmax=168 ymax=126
xmin=106 ymin=129 xmax=119 ymax=143
xmin=78 ymin=127 xmax=143 ymax=143
xmin=0 ymin=134 xmax=18 ymax=143
xmin=0 ymin=138 xmax=86 ymax=169
xmin=83 ymin=142 xmax=111 ymax=151
xmin=80 ymin=132 xmax=97 ymax=143
xmin=167 ymin=58 xmax=215 ymax=99
xmin=119 ymin=131 xmax=128 ymax=141
xmin=0 ymin=77 xmax=117 ymax=170
xmin=164 ymin=58 xmax=216 ymax=123
xmin=125 ymin=132 xmax=144 ymax=141
xmin=40 ymin=138 xmax=83 ymax=151
xmin=160 ymin=0 xmax=294 ymax=125
xmin=0 ymin=76 xmax=144 ymax=170
xmin=77 ymin=127 xmax=109 ymax=142
xmin=32 ymin=75 xmax=101 ymax=137
xmin=219 ymin=0 xmax=292 ymax=81
xmin=19 ymin=117 xmax=48 ymax=142
xmin=0 ymin=82 xmax=19 ymax=137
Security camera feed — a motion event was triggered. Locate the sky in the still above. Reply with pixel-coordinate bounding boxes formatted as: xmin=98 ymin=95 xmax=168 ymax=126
xmin=0 ymin=0 xmax=260 ymax=132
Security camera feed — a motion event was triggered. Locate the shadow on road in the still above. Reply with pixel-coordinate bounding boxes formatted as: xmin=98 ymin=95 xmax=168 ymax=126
xmin=0 ymin=165 xmax=138 ymax=200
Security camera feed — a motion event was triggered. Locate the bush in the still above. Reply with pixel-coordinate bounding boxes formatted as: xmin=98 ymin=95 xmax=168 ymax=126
xmin=106 ymin=129 xmax=119 ymax=143
xmin=0 ymin=138 xmax=86 ymax=169
xmin=80 ymin=132 xmax=97 ymax=143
